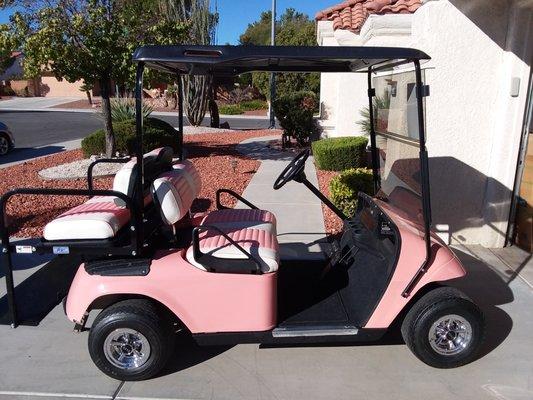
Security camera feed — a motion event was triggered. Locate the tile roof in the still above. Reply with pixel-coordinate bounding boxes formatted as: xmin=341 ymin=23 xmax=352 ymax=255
xmin=315 ymin=0 xmax=423 ymax=33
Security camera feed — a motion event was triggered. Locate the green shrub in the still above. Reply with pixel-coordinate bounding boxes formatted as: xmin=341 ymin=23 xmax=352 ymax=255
xmin=219 ymin=104 xmax=244 ymax=115
xmin=218 ymin=100 xmax=267 ymax=115
xmin=109 ymin=99 xmax=153 ymax=122
xmin=2 ymin=86 xmax=15 ymax=96
xmin=273 ymin=91 xmax=319 ymax=146
xmin=239 ymin=100 xmax=267 ymax=111
xmin=312 ymin=136 xmax=368 ymax=171
xmin=330 ymin=168 xmax=374 ymax=217
xmin=81 ymin=117 xmax=179 ymax=157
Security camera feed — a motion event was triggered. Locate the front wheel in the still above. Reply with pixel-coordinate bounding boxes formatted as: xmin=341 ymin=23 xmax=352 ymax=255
xmin=401 ymin=287 xmax=485 ymax=368
xmin=88 ymin=299 xmax=175 ymax=381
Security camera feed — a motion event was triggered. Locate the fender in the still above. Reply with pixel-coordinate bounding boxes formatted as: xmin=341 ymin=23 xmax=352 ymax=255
xmin=65 ymin=250 xmax=277 ymax=334
xmin=365 ymin=230 xmax=466 ymax=328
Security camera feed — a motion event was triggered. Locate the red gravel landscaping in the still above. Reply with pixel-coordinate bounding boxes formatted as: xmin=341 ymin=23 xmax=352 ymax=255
xmin=316 ymin=167 xmax=343 ymax=235
xmin=1 ymin=130 xmax=278 ymax=238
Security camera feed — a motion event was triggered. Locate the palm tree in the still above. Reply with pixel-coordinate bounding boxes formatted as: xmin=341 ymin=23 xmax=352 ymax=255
xmin=357 ymin=95 xmax=391 ymax=135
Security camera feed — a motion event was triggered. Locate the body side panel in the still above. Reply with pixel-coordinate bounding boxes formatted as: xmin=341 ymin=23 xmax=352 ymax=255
xmin=66 ymin=249 xmax=277 ymax=333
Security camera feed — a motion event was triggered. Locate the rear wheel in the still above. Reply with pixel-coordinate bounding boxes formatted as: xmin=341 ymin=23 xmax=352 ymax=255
xmin=0 ymin=134 xmax=10 ymax=155
xmin=401 ymin=287 xmax=485 ymax=368
xmin=88 ymin=299 xmax=175 ymax=381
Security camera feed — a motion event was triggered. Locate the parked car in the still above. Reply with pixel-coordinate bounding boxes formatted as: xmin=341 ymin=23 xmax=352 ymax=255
xmin=0 ymin=121 xmax=14 ymax=155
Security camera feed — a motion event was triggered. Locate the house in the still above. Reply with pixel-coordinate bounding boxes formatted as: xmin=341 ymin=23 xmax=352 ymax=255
xmin=315 ymin=0 xmax=532 ymax=250
xmin=0 ymin=52 xmax=86 ymax=98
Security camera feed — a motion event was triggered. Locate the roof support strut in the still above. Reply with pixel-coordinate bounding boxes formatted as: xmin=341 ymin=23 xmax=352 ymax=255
xmin=367 ymin=68 xmax=380 ymax=194
xmin=402 ymin=59 xmax=433 ymax=297
xmin=134 ymin=62 xmax=145 ymax=248
xmin=177 ymin=75 xmax=184 ymax=160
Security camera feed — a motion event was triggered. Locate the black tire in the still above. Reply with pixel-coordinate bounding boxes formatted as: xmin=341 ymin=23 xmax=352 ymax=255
xmin=0 ymin=134 xmax=10 ymax=156
xmin=401 ymin=287 xmax=485 ymax=368
xmin=88 ymin=299 xmax=175 ymax=381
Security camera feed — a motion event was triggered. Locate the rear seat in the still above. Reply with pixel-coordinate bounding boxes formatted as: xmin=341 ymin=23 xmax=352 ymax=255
xmin=151 ymin=163 xmax=279 ymax=273
xmin=43 ymin=196 xmax=130 ymax=241
xmin=43 ymin=147 xmax=174 ymax=241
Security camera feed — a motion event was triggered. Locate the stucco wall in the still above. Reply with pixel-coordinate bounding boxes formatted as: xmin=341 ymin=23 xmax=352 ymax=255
xmin=40 ymin=76 xmax=85 ymax=98
xmin=316 ymin=0 xmax=533 ymax=247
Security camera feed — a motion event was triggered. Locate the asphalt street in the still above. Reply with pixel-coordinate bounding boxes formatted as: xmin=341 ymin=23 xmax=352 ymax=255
xmin=0 ymin=110 xmax=270 ymax=148
xmin=0 ymin=110 xmax=271 ymax=166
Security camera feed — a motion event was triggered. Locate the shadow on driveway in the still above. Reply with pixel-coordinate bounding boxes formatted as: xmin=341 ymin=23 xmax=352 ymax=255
xmin=450 ymin=248 xmax=514 ymax=360
xmin=155 ymin=247 xmax=515 ymax=378
xmin=0 ymin=250 xmax=80 ymax=326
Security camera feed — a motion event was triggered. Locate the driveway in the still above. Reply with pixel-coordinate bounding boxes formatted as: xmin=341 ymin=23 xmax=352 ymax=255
xmin=0 ymin=97 xmax=81 ymax=110
xmin=0 ymin=239 xmax=531 ymax=400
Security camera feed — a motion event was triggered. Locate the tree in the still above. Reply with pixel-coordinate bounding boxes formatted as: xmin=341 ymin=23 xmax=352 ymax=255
xmin=0 ymin=24 xmax=18 ymax=78
xmin=0 ymin=1 xmax=188 ymax=157
xmin=239 ymin=8 xmax=320 ymax=99
xmin=158 ymin=0 xmax=219 ymax=126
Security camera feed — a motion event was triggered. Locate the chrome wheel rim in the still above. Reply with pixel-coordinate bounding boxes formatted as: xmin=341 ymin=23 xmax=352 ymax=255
xmin=428 ymin=314 xmax=473 ymax=356
xmin=0 ymin=137 xmax=9 ymax=155
xmin=103 ymin=328 xmax=151 ymax=370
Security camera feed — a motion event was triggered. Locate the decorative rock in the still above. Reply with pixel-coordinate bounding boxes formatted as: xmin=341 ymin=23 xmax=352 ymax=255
xmin=39 ymin=158 xmax=122 ymax=180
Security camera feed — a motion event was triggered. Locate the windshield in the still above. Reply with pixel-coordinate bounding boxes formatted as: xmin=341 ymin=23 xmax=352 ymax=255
xmin=372 ymin=69 xmax=425 ymax=224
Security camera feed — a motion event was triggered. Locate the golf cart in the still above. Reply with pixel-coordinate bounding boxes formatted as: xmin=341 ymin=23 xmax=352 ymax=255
xmin=0 ymin=45 xmax=485 ymax=381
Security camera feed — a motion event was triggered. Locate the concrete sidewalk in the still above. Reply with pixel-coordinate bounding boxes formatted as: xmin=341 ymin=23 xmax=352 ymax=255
xmin=0 ymin=97 xmax=81 ymax=110
xmin=0 ymin=139 xmax=82 ymax=169
xmin=237 ymin=136 xmax=329 ymax=260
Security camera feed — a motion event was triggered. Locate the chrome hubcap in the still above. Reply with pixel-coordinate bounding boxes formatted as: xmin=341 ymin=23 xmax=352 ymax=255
xmin=428 ymin=314 xmax=472 ymax=356
xmin=103 ymin=328 xmax=151 ymax=370
xmin=0 ymin=137 xmax=9 ymax=155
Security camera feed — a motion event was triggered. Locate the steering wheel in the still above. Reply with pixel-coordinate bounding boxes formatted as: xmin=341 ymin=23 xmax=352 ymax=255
xmin=273 ymin=149 xmax=310 ymax=190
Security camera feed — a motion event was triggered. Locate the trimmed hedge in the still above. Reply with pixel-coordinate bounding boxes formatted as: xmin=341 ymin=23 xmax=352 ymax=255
xmin=240 ymin=100 xmax=267 ymax=111
xmin=219 ymin=104 xmax=245 ymax=115
xmin=218 ymin=100 xmax=268 ymax=115
xmin=312 ymin=136 xmax=368 ymax=171
xmin=81 ymin=117 xmax=179 ymax=157
xmin=330 ymin=168 xmax=374 ymax=217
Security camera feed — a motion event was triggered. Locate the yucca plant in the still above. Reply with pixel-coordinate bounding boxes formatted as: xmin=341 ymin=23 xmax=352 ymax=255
xmin=109 ymin=99 xmax=153 ymax=122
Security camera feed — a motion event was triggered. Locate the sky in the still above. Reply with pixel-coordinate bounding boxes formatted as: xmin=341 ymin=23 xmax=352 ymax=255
xmin=215 ymin=0 xmax=334 ymax=44
xmin=0 ymin=0 xmax=335 ymax=44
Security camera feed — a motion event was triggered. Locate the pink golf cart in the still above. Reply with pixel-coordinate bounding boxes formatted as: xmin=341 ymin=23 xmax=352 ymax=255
xmin=0 ymin=45 xmax=485 ymax=381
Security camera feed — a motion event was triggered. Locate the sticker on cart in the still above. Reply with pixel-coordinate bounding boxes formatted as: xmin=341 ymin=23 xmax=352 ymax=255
xmin=15 ymin=245 xmax=34 ymax=254
xmin=53 ymin=246 xmax=70 ymax=255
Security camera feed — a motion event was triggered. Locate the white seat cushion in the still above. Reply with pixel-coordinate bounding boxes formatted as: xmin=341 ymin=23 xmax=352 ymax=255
xmin=172 ymin=160 xmax=202 ymax=196
xmin=200 ymin=209 xmax=277 ymax=235
xmin=43 ymin=196 xmax=130 ymax=241
xmin=186 ymin=227 xmax=280 ymax=273
xmin=152 ymin=170 xmax=195 ymax=225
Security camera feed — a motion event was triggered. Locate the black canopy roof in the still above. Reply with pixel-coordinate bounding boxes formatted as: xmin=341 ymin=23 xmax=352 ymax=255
xmin=132 ymin=45 xmax=430 ymax=76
